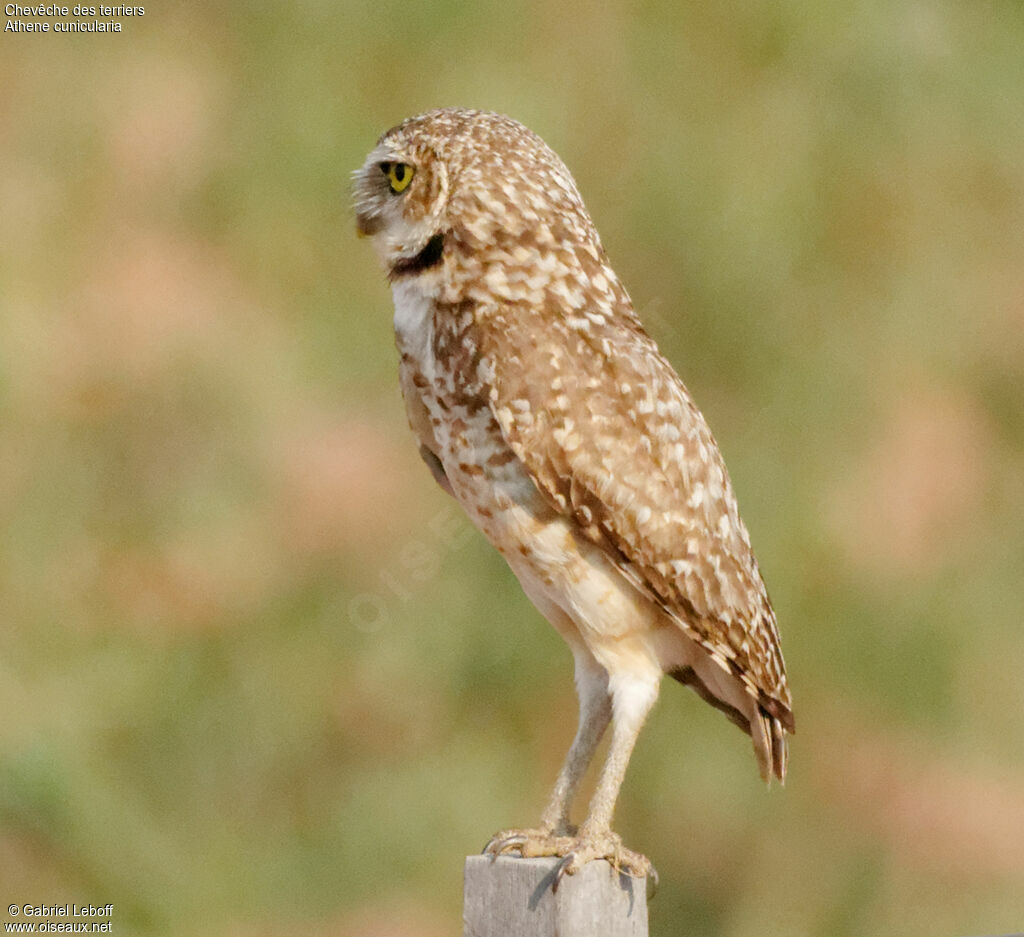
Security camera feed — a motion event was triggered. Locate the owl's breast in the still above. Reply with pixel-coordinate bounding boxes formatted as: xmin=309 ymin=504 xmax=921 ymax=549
xmin=392 ymin=280 xmax=546 ymax=523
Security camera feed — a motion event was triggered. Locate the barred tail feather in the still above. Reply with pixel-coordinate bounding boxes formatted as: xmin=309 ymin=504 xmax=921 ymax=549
xmin=750 ymin=708 xmax=789 ymax=783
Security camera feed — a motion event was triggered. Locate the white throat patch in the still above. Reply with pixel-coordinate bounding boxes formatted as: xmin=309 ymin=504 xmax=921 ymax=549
xmin=392 ymin=278 xmax=436 ymax=377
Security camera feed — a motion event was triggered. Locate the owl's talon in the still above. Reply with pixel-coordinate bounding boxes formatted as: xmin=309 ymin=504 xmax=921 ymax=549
xmin=552 ymin=853 xmax=575 ymax=891
xmin=483 ymin=832 xmax=528 ymax=856
xmin=646 ymin=863 xmax=659 ymax=900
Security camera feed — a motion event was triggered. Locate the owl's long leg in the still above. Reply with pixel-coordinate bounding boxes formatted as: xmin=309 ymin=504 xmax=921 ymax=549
xmin=554 ymin=671 xmax=659 ymax=883
xmin=539 ymin=648 xmax=612 ymax=831
xmin=484 ymin=647 xmax=610 ymax=856
xmin=485 ymin=665 xmax=659 ymax=886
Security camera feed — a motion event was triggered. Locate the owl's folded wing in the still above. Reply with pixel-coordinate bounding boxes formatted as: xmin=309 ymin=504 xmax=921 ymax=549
xmin=476 ymin=300 xmax=794 ymax=732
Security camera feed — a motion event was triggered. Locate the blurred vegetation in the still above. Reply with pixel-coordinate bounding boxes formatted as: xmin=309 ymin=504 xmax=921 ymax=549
xmin=2 ymin=2 xmax=1023 ymax=935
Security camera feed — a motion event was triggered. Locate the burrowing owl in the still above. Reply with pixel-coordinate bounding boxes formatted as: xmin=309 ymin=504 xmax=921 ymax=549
xmin=354 ymin=108 xmax=793 ymax=882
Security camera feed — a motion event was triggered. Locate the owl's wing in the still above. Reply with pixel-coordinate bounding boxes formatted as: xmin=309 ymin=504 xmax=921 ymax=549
xmin=476 ymin=301 xmax=793 ymax=732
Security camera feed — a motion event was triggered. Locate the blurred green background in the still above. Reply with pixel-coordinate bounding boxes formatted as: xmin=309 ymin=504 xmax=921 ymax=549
xmin=2 ymin=2 xmax=1023 ymax=935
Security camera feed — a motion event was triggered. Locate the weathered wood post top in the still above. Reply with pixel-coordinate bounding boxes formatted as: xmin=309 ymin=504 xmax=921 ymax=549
xmin=464 ymin=855 xmax=649 ymax=937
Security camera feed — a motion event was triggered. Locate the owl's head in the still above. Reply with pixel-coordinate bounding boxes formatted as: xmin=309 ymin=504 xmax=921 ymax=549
xmin=353 ymin=108 xmax=594 ymax=282
xmin=353 ymin=113 xmax=453 ymax=275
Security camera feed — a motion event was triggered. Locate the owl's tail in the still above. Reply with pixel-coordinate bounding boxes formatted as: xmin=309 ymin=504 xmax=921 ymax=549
xmin=751 ymin=708 xmax=789 ymax=784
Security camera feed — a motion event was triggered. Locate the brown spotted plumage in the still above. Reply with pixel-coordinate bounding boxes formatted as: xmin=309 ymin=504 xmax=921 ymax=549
xmin=354 ymin=108 xmax=793 ymax=881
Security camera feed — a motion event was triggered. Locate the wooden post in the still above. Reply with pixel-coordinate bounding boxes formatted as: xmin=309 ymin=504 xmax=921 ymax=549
xmin=463 ymin=855 xmax=648 ymax=937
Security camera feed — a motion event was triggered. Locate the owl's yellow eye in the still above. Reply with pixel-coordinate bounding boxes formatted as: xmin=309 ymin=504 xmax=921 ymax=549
xmin=382 ymin=161 xmax=414 ymax=194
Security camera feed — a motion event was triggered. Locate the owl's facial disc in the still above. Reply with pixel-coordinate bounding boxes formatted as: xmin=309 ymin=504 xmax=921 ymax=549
xmin=353 ymin=147 xmax=412 ymax=238
xmin=353 ymin=139 xmax=448 ymax=276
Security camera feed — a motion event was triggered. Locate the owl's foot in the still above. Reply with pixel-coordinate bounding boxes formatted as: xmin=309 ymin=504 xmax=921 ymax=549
xmin=483 ymin=826 xmax=577 ymax=860
xmin=483 ymin=826 xmax=654 ymax=891
xmin=552 ymin=829 xmax=654 ymax=889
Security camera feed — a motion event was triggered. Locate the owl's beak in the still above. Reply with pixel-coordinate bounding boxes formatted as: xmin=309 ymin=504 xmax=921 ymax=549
xmin=356 ymin=212 xmax=381 ymax=238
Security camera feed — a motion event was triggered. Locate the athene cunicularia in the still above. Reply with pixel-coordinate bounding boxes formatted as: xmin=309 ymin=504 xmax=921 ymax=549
xmin=353 ymin=108 xmax=793 ymax=883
